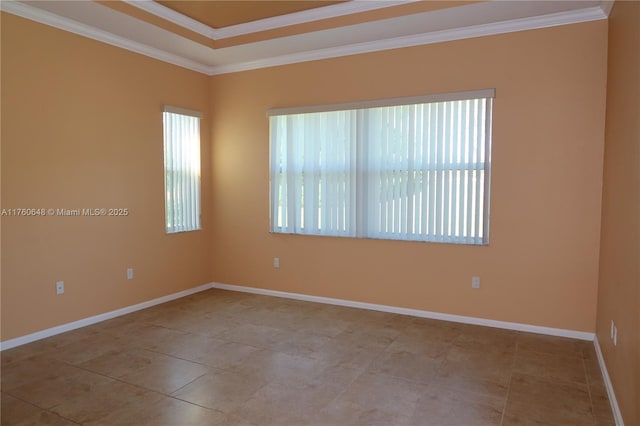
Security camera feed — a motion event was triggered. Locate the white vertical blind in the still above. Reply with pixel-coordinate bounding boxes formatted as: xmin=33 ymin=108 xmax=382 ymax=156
xmin=163 ymin=109 xmax=201 ymax=233
xmin=363 ymin=99 xmax=490 ymax=244
xmin=270 ymin=110 xmax=355 ymax=236
xmin=269 ymin=90 xmax=493 ymax=245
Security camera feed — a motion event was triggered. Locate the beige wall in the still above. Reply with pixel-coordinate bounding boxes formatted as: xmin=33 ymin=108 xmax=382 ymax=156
xmin=1 ymin=14 xmax=610 ymax=340
xmin=597 ymin=2 xmax=640 ymax=425
xmin=1 ymin=14 xmax=212 ymax=340
xmin=210 ymin=21 xmax=608 ymax=332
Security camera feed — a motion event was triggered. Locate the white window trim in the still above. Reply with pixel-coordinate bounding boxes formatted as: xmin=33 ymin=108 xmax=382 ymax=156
xmin=267 ymin=89 xmax=495 ymax=116
xmin=269 ymin=89 xmax=495 ymax=245
xmin=163 ymin=105 xmax=203 ymax=118
xmin=163 ymin=106 xmax=202 ymax=234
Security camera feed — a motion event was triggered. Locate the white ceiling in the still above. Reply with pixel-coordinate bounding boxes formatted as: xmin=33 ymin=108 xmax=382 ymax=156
xmin=1 ymin=0 xmax=612 ymax=75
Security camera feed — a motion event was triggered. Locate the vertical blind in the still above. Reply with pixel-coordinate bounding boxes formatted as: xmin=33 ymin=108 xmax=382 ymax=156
xmin=269 ymin=89 xmax=494 ymax=245
xmin=163 ymin=106 xmax=202 ymax=233
xmin=270 ymin=110 xmax=356 ymax=237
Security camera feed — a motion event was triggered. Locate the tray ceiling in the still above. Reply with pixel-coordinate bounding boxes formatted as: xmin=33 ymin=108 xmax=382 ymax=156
xmin=157 ymin=1 xmax=345 ymax=29
xmin=1 ymin=1 xmax=612 ymax=75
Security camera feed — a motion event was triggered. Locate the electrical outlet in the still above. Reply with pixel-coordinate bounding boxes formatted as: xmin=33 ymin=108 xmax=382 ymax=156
xmin=611 ymin=320 xmax=615 ymax=339
xmin=56 ymin=281 xmax=64 ymax=295
xmin=471 ymin=276 xmax=480 ymax=289
xmin=273 ymin=257 xmax=280 ymax=268
xmin=127 ymin=268 xmax=134 ymax=280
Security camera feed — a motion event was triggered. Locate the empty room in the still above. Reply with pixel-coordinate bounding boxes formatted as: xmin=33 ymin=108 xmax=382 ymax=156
xmin=1 ymin=0 xmax=638 ymax=425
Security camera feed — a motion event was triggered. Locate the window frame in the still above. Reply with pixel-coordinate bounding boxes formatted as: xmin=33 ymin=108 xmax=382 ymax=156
xmin=162 ymin=105 xmax=203 ymax=234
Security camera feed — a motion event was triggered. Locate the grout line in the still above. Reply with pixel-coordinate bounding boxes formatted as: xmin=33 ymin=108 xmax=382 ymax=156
xmin=168 ymin=372 xmax=208 ymax=396
xmin=69 ymin=361 xmax=165 ymax=396
xmin=582 ymin=355 xmax=598 ymax=420
xmin=165 ymin=394 xmax=228 ymax=414
xmin=499 ymin=334 xmax=520 ymax=426
xmin=1 ymin=391 xmax=83 ymax=425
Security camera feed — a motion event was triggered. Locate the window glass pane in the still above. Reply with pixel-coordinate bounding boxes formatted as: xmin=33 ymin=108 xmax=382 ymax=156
xmin=163 ymin=111 xmax=201 ymax=233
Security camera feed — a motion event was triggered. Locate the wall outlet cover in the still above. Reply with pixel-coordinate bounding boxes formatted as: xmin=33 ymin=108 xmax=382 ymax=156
xmin=472 ymin=276 xmax=481 ymax=289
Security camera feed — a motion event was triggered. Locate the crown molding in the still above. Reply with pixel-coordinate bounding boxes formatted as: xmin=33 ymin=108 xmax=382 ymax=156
xmin=208 ymin=5 xmax=608 ymax=75
xmin=0 ymin=0 xmax=210 ymax=74
xmin=125 ymin=0 xmax=419 ymax=40
xmin=122 ymin=0 xmax=214 ymax=39
xmin=212 ymin=0 xmax=420 ymax=40
xmin=600 ymin=0 xmax=614 ymax=16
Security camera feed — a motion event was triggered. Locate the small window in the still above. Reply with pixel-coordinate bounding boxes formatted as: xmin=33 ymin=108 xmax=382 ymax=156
xmin=163 ymin=106 xmax=202 ymax=233
xmin=269 ymin=89 xmax=494 ymax=245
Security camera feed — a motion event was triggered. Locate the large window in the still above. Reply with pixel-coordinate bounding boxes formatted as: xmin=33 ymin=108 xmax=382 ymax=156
xmin=269 ymin=89 xmax=494 ymax=245
xmin=163 ymin=106 xmax=202 ymax=233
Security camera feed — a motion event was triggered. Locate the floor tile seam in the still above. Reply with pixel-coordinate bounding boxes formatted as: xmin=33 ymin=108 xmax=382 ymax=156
xmin=503 ymin=370 xmax=597 ymax=421
xmin=509 ymin=366 xmax=594 ymax=389
xmin=244 ymin=322 xmax=301 ymax=333
xmin=140 ymin=349 xmax=227 ymax=368
xmin=498 ymin=338 xmax=519 ymax=426
xmin=343 ymin=346 xmax=386 ymax=374
xmin=137 ymin=344 xmax=253 ymax=367
xmin=135 ymin=344 xmax=257 ymax=368
xmin=1 ymin=391 xmax=82 ymax=425
xmin=266 ymin=344 xmax=331 ymax=361
xmin=451 ymin=342 xmax=517 ymax=357
xmin=581 ymin=355 xmax=598 ymax=418
xmin=164 ymin=392 xmax=230 ymax=415
xmin=512 ymin=342 xmax=590 ymax=384
xmin=68 ymin=361 xmax=174 ymax=400
xmin=431 ymin=340 xmax=455 ymax=368
xmin=138 ymin=322 xmax=201 ymax=335
xmin=224 ymin=380 xmax=282 ymax=425
xmin=365 ymin=365 xmax=442 ymax=389
xmin=333 ymin=395 xmax=415 ymax=425
xmin=514 ymin=342 xmax=585 ymax=360
xmin=360 ymin=369 xmax=435 ymax=393
xmin=449 ymin=330 xmax=468 ymax=348
xmin=3 ymin=358 xmax=110 ymax=392
xmin=215 ymin=334 xmax=280 ymax=348
xmin=416 ymin=354 xmax=450 ymax=384
xmin=509 ymin=369 xmax=591 ymax=390
xmin=503 ymin=398 xmax=604 ymax=424
xmin=313 ymin=363 xmax=372 ymax=413
xmin=369 ymin=335 xmax=398 ymax=363
xmin=515 ymin=348 xmax=586 ymax=362
xmin=204 ymin=358 xmax=259 ymax=376
xmin=2 ymin=389 xmax=60 ymax=414
xmin=309 ymin=390 xmax=356 ymax=422
xmin=168 ymin=371 xmax=209 ymax=396
xmin=46 ymin=409 xmax=84 ymax=426
xmin=339 ymin=369 xmax=428 ymax=423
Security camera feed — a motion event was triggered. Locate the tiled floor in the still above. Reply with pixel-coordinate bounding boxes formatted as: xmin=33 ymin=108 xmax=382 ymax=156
xmin=1 ymin=289 xmax=615 ymax=426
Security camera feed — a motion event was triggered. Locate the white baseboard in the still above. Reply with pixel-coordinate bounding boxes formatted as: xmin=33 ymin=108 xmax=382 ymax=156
xmin=0 ymin=283 xmax=214 ymax=351
xmin=593 ymin=336 xmax=625 ymax=426
xmin=210 ymin=282 xmax=595 ymax=341
xmin=1 ymin=280 xmax=596 ymax=352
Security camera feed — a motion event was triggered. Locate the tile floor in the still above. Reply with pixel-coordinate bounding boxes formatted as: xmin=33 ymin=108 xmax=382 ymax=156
xmin=1 ymin=289 xmax=615 ymax=425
